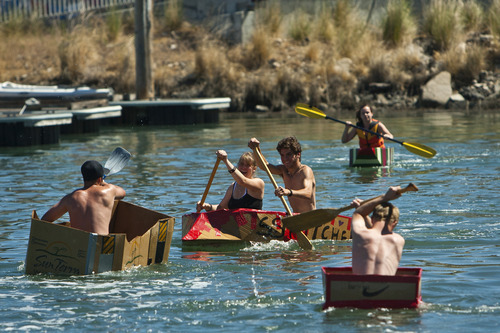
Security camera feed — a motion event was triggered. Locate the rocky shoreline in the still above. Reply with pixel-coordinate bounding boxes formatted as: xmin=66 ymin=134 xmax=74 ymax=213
xmin=347 ymin=69 xmax=500 ymax=113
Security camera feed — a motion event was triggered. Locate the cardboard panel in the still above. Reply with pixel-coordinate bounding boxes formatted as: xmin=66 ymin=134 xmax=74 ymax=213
xmin=26 ymin=201 xmax=175 ymax=275
xmin=155 ymin=218 xmax=175 ymax=264
xmin=111 ymin=201 xmax=171 ymax=241
xmin=147 ymin=222 xmax=159 ymax=265
xmin=25 ymin=216 xmax=96 ymax=275
xmin=182 ymin=209 xmax=352 ymax=244
xmin=182 ymin=209 xmax=288 ymax=242
xmin=305 ymin=215 xmax=352 ymax=240
xmin=322 ymin=267 xmax=422 ymax=309
xmin=121 ymin=230 xmax=150 ymax=269
xmin=349 ymin=148 xmax=393 ymax=167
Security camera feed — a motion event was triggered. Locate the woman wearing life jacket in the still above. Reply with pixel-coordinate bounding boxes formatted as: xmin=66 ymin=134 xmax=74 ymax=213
xmin=341 ymin=105 xmax=393 ymax=149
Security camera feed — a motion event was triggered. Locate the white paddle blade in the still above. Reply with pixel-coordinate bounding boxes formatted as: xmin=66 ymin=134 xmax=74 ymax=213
xmin=104 ymin=147 xmax=131 ymax=176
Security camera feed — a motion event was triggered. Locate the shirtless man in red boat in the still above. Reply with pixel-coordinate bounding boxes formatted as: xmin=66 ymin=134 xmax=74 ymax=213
xmin=41 ymin=160 xmax=126 ymax=235
xmin=248 ymin=136 xmax=316 ymax=214
xmin=351 ymin=186 xmax=404 ymax=275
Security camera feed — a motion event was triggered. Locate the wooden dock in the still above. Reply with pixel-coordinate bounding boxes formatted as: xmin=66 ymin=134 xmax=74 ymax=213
xmin=0 ymin=105 xmax=122 ymax=146
xmin=61 ymin=105 xmax=122 ymax=134
xmin=1 ymin=96 xmax=231 ymax=146
xmin=109 ymin=98 xmax=231 ymax=125
xmin=0 ymin=111 xmax=73 ymax=146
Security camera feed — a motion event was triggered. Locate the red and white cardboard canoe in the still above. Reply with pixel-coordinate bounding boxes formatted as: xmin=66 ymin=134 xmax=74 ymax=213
xmin=182 ymin=208 xmax=351 ymax=245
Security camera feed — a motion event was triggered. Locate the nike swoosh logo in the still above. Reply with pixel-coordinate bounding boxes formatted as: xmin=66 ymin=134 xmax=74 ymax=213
xmin=362 ymin=285 xmax=389 ymax=297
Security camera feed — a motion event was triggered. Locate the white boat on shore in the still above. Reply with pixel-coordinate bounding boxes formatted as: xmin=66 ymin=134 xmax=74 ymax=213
xmin=0 ymin=81 xmax=112 ymax=102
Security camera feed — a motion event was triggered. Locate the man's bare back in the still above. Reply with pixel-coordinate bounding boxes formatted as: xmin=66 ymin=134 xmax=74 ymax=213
xmin=42 ymin=161 xmax=126 ymax=235
xmin=351 ymin=187 xmax=404 ymax=275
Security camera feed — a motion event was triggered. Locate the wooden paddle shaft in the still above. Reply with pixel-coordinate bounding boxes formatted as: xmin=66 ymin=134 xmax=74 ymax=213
xmin=198 ymin=158 xmax=221 ymax=212
xmin=283 ymin=183 xmax=419 ymax=233
xmin=253 ymin=147 xmax=313 ymax=250
xmin=341 ymin=183 xmax=419 ymax=212
xmin=254 ymin=148 xmax=293 ymax=215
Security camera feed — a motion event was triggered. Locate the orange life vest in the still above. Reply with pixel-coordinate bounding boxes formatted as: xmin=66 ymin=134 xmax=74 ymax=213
xmin=356 ymin=119 xmax=386 ymax=148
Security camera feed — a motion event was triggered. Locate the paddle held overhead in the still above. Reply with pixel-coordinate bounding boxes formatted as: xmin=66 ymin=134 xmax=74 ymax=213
xmin=295 ymin=103 xmax=436 ymax=158
xmin=104 ymin=147 xmax=131 ymax=178
xmin=282 ymin=183 xmax=419 ymax=233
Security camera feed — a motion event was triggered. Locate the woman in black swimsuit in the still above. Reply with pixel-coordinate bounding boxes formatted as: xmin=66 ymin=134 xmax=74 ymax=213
xmin=196 ymin=150 xmax=265 ymax=211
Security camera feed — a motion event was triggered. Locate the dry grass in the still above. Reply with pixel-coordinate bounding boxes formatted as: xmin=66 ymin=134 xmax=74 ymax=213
xmin=255 ymin=0 xmax=282 ymax=37
xmin=423 ymin=0 xmax=465 ymax=51
xmin=0 ymin=0 xmax=498 ymax=112
xmin=382 ymin=0 xmax=417 ymax=48
xmin=288 ymin=9 xmax=312 ymax=42
xmin=330 ymin=0 xmax=368 ymax=58
xmin=58 ymin=25 xmax=100 ymax=83
xmin=242 ymin=26 xmax=271 ymax=70
xmin=163 ymin=0 xmax=183 ymax=32
xmin=314 ymin=3 xmax=335 ymax=43
xmin=461 ymin=0 xmax=485 ymax=33
xmin=489 ymin=0 xmax=500 ymax=38
xmin=437 ymin=43 xmax=486 ymax=86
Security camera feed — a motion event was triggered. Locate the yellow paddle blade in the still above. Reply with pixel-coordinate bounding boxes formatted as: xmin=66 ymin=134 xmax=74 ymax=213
xmin=295 ymin=103 xmax=327 ymax=119
xmin=403 ymin=142 xmax=437 ymax=158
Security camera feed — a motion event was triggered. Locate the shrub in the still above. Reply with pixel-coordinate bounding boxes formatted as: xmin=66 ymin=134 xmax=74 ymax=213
xmin=460 ymin=0 xmax=485 ymax=33
xmin=289 ymin=9 xmax=312 ymax=42
xmin=105 ymin=7 xmax=123 ymax=42
xmin=382 ymin=0 xmax=417 ymax=47
xmin=164 ymin=0 xmax=183 ymax=31
xmin=439 ymin=44 xmax=485 ymax=86
xmin=423 ymin=0 xmax=464 ymax=51
xmin=331 ymin=0 xmax=367 ymax=58
xmin=488 ymin=0 xmax=500 ymax=38
xmin=243 ymin=26 xmax=271 ymax=70
xmin=315 ymin=3 xmax=335 ymax=43
xmin=255 ymin=0 xmax=282 ymax=37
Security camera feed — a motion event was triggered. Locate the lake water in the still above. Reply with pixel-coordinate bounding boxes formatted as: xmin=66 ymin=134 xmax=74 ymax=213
xmin=1 ymin=109 xmax=499 ymax=332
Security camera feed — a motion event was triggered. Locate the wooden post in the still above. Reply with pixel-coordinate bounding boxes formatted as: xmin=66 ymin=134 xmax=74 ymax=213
xmin=135 ymin=0 xmax=154 ymax=100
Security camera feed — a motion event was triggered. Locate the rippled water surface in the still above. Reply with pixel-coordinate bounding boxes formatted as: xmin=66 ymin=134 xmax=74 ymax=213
xmin=0 ymin=109 xmax=499 ymax=332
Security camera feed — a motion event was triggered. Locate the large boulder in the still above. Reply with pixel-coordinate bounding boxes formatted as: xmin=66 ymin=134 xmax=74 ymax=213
xmin=420 ymin=71 xmax=452 ymax=107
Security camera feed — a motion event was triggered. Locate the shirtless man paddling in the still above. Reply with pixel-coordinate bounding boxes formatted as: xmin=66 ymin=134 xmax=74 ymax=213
xmin=42 ymin=160 xmax=126 ymax=235
xmin=351 ymin=186 xmax=404 ymax=275
xmin=248 ymin=136 xmax=315 ymax=214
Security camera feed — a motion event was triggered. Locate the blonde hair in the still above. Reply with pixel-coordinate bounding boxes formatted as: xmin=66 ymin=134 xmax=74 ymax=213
xmin=238 ymin=152 xmax=257 ymax=168
xmin=372 ymin=202 xmax=399 ymax=227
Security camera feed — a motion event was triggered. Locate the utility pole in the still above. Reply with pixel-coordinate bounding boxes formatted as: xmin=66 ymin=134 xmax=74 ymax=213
xmin=135 ymin=0 xmax=154 ymax=100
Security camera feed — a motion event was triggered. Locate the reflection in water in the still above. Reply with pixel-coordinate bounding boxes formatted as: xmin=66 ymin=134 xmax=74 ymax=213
xmin=345 ymin=166 xmax=392 ymax=184
xmin=423 ymin=111 xmax=455 ymax=126
xmin=1 ymin=110 xmax=499 ymax=332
